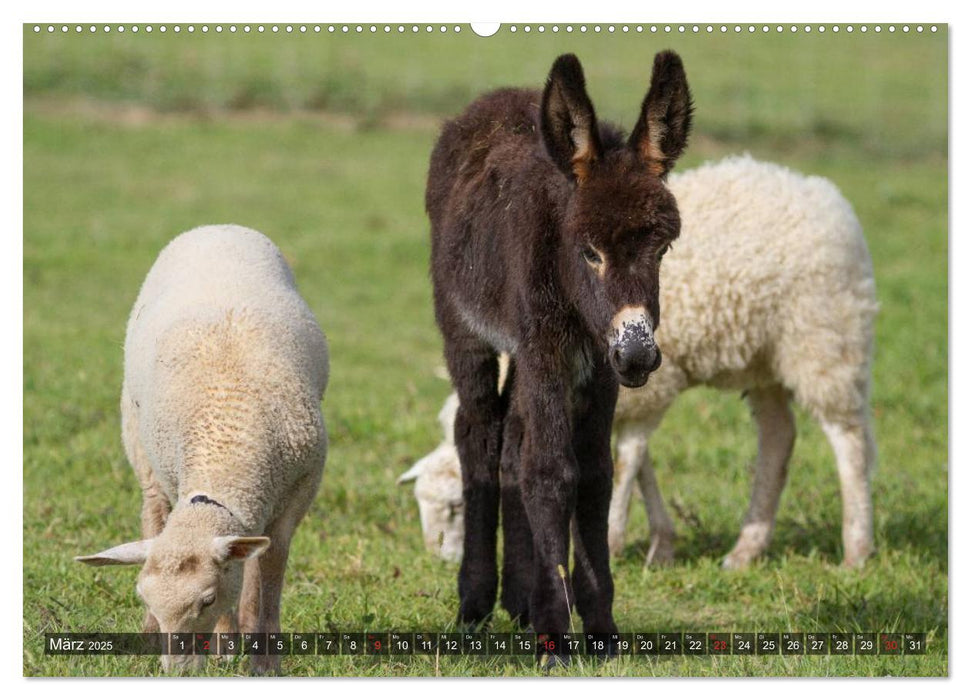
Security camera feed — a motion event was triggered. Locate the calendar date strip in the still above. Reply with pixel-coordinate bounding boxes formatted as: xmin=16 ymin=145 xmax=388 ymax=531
xmin=45 ymin=632 xmax=927 ymax=656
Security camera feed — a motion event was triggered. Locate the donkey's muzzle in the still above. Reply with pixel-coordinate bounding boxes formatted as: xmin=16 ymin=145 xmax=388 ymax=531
xmin=608 ymin=305 xmax=660 ymax=387
xmin=610 ymin=342 xmax=660 ymax=387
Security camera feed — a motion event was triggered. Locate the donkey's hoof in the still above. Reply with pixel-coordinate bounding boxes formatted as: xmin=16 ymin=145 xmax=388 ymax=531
xmin=540 ymin=651 xmax=571 ymax=672
xmin=457 ymin=605 xmax=495 ymax=631
xmin=500 ymin=591 xmax=531 ymax=628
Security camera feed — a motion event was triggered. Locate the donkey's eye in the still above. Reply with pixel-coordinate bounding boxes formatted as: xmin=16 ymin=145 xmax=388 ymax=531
xmin=201 ymin=592 xmax=216 ymax=608
xmin=657 ymin=243 xmax=671 ymax=261
xmin=582 ymin=246 xmax=603 ymax=266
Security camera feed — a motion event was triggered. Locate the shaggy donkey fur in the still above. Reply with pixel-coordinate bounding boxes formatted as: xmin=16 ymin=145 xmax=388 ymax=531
xmin=426 ymin=52 xmax=692 ymax=637
xmin=406 ymin=156 xmax=877 ymax=571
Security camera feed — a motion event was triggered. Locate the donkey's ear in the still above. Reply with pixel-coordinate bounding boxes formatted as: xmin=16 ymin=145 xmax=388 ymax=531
xmin=628 ymin=51 xmax=693 ymax=178
xmin=541 ymin=54 xmax=602 ymax=184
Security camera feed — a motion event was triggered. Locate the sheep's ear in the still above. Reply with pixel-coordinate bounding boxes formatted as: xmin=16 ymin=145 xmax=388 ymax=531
xmin=75 ymin=540 xmax=153 ymax=566
xmin=397 ymin=460 xmax=426 ymax=485
xmin=212 ymin=536 xmax=271 ymax=561
xmin=628 ymin=50 xmax=693 ymax=178
xmin=541 ymin=53 xmax=602 ymax=184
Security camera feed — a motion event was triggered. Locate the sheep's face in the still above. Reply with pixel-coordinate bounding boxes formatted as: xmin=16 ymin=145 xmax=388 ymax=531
xmin=136 ymin=534 xmax=267 ymax=670
xmin=401 ymin=443 xmax=465 ymax=563
xmin=76 ymin=520 xmax=270 ymax=672
xmin=416 ymin=488 xmax=465 ymax=564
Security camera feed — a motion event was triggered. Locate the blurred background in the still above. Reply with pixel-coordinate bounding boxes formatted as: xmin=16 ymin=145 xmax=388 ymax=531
xmin=23 ymin=24 xmax=947 ymax=676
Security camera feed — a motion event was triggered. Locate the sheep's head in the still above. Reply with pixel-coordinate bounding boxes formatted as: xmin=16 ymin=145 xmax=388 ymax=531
xmin=399 ymin=397 xmax=465 ymax=563
xmin=76 ymin=502 xmax=269 ymax=672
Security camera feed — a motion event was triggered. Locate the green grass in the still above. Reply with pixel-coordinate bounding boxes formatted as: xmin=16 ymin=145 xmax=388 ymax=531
xmin=23 ymin=25 xmax=947 ymax=677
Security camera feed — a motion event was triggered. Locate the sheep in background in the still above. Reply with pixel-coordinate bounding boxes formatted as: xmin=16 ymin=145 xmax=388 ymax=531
xmin=77 ymin=225 xmax=329 ymax=674
xmin=402 ymin=155 xmax=878 ymax=570
xmin=397 ymin=393 xmax=464 ymax=563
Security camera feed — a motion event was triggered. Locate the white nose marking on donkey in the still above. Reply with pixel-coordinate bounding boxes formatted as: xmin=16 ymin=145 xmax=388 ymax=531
xmin=611 ymin=305 xmax=654 ymax=339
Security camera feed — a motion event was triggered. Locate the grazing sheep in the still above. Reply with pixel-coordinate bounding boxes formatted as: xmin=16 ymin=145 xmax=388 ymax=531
xmin=397 ymin=394 xmax=464 ymax=563
xmin=403 ymin=155 xmax=878 ymax=570
xmin=76 ymin=225 xmax=329 ymax=674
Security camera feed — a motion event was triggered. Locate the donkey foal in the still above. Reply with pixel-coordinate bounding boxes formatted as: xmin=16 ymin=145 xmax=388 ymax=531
xmin=426 ymin=52 xmax=692 ymax=638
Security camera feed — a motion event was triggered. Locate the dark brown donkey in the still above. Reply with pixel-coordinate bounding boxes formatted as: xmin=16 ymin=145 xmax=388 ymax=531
xmin=426 ymin=52 xmax=692 ymax=641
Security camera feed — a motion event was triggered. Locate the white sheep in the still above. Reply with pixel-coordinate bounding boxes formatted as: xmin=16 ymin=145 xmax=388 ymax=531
xmin=401 ymin=155 xmax=878 ymax=570
xmin=76 ymin=224 xmax=329 ymax=674
xmin=396 ymin=393 xmax=464 ymax=563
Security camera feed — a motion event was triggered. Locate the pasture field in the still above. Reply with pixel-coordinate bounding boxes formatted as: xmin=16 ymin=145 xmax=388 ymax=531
xmin=23 ymin=25 xmax=947 ymax=677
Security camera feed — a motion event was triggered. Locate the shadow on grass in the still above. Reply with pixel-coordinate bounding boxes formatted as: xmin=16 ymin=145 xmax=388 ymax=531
xmin=618 ymin=501 xmax=947 ymax=571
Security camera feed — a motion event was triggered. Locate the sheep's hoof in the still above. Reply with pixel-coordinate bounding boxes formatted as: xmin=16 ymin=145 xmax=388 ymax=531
xmin=141 ymin=612 xmax=160 ymax=634
xmin=842 ymin=538 xmax=874 ymax=568
xmin=841 ymin=550 xmax=872 ymax=568
xmin=249 ymin=657 xmax=282 ymax=676
xmin=645 ymin=534 xmax=676 ymax=566
xmin=607 ymin=532 xmax=626 ymax=558
xmin=721 ymin=548 xmax=759 ymax=570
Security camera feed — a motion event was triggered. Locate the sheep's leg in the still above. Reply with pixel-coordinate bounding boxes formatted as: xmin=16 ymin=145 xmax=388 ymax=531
xmin=635 ymin=443 xmax=677 ymax=566
xmin=499 ymin=396 xmax=533 ymax=627
xmin=238 ymin=557 xmax=261 ymax=634
xmin=821 ymin=417 xmax=875 ymax=567
xmin=213 ymin=611 xmax=238 ymax=663
xmin=136 ymin=477 xmax=171 ymax=634
xmin=608 ymin=418 xmax=675 ymax=564
xmin=607 ymin=423 xmax=642 ymax=556
xmin=443 ymin=330 xmax=506 ymax=627
xmin=249 ymin=471 xmax=321 ymax=675
xmin=246 ymin=538 xmax=290 ymax=676
xmin=124 ymin=397 xmax=170 ymax=634
xmin=570 ymin=364 xmax=619 ymax=638
xmin=723 ymin=385 xmax=796 ymax=569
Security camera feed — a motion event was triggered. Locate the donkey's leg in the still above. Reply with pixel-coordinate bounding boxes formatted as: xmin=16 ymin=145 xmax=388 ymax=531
xmin=570 ymin=368 xmax=619 ymax=636
xmin=516 ymin=361 xmax=578 ymax=637
xmin=723 ymin=385 xmax=796 ymax=569
xmin=820 ymin=415 xmax=875 ymax=567
xmin=500 ymin=409 xmax=533 ymax=626
xmin=443 ymin=330 xmax=505 ymax=626
xmin=499 ymin=366 xmax=534 ymax=626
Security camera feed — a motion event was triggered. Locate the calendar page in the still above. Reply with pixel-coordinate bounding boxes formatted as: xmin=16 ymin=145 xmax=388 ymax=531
xmin=22 ymin=18 xmax=947 ymax=679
